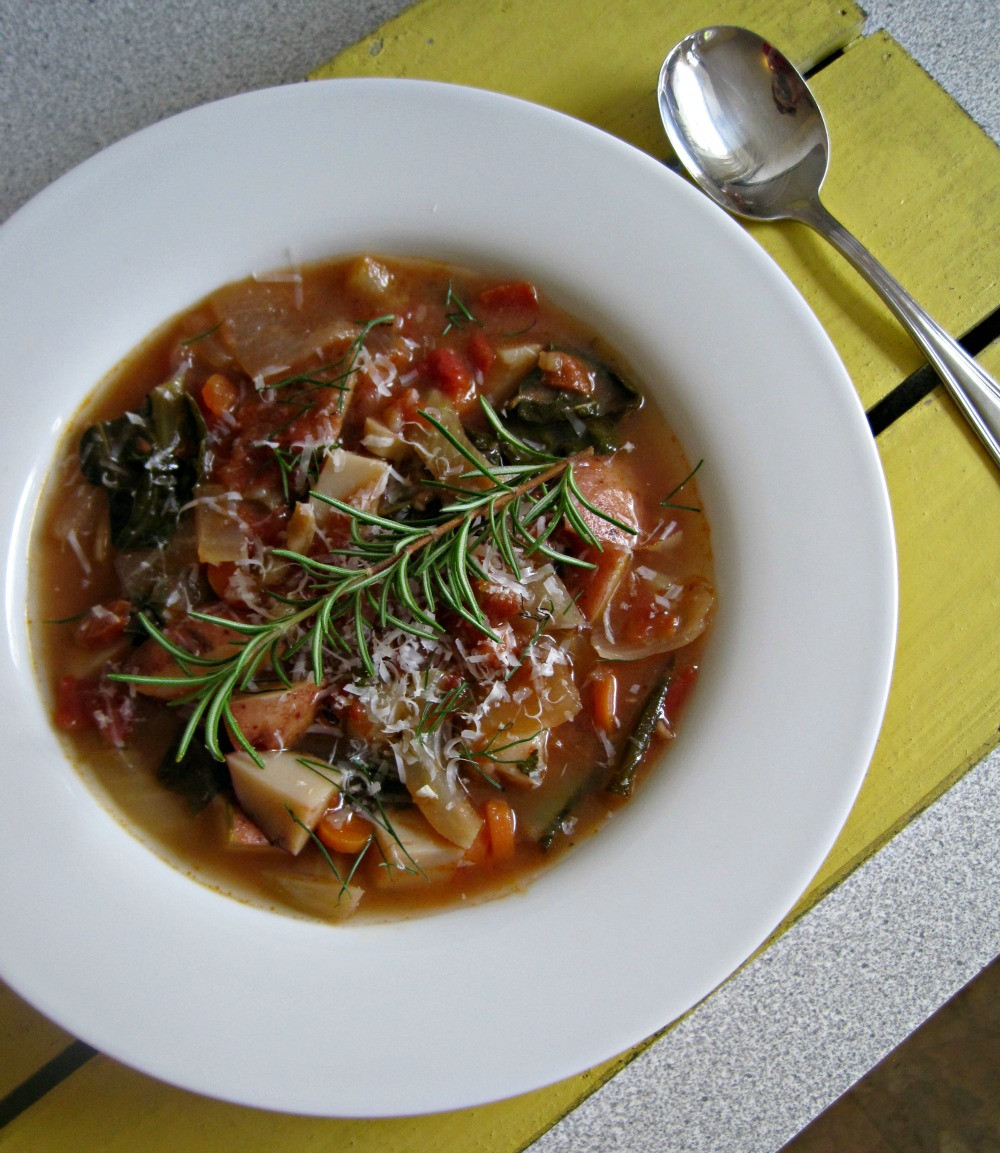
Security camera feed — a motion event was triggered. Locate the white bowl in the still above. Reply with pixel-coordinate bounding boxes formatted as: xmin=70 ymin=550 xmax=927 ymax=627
xmin=0 ymin=79 xmax=896 ymax=1116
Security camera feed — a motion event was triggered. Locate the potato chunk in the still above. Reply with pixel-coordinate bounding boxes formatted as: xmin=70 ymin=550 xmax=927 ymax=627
xmin=370 ymin=808 xmax=467 ymax=888
xmin=401 ymin=739 xmax=483 ymax=849
xmin=226 ymin=682 xmax=323 ymax=751
xmin=269 ymin=866 xmax=364 ymax=920
xmin=309 ymin=447 xmax=392 ymax=531
xmin=226 ymin=750 xmax=341 ymax=854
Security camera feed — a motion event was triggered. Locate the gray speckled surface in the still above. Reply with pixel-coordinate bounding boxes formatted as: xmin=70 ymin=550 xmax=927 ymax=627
xmin=0 ymin=0 xmax=412 ymax=224
xmin=863 ymin=0 xmax=1000 ymax=143
xmin=1 ymin=2 xmax=998 ymax=1149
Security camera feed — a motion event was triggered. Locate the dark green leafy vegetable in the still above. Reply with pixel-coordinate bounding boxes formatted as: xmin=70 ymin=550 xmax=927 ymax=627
xmin=113 ymin=520 xmax=204 ymax=624
xmin=502 ymin=350 xmax=640 ymax=455
xmin=157 ymin=733 xmax=231 ymax=814
xmin=79 ymin=374 xmax=203 ymax=550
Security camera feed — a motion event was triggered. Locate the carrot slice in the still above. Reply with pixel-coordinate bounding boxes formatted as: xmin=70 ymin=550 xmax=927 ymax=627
xmin=590 ymin=668 xmax=619 ymax=735
xmin=201 ymin=372 xmax=239 ymax=417
xmin=463 ymin=823 xmax=490 ymax=866
xmin=484 ymin=797 xmax=517 ymax=863
xmin=315 ymin=809 xmax=373 ymax=855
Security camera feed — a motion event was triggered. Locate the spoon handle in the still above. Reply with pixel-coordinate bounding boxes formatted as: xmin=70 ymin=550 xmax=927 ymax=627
xmin=798 ymin=199 xmax=1000 ymax=470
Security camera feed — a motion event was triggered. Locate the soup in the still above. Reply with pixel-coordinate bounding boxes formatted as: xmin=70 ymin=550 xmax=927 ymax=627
xmin=30 ymin=254 xmax=714 ymax=920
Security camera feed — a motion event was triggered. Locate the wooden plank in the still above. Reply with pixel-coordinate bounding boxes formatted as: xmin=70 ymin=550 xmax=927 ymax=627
xmin=0 ymin=985 xmax=75 ymax=1100
xmin=0 ymin=1047 xmax=634 ymax=1153
xmin=311 ymin=0 xmax=865 ymax=159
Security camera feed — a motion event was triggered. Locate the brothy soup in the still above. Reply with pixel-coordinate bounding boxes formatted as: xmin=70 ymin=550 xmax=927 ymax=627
xmin=30 ymin=254 xmax=714 ymax=920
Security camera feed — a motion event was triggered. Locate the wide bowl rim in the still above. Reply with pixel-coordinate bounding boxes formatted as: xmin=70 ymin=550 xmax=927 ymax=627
xmin=0 ymin=76 xmax=896 ymax=1116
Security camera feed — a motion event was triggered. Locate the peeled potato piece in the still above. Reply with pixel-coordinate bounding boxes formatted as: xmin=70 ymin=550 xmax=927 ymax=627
xmin=309 ymin=446 xmax=392 ymax=532
xmin=269 ymin=866 xmax=364 ymax=920
xmin=370 ymin=808 xmax=467 ymax=888
xmin=401 ymin=738 xmax=483 ymax=849
xmin=226 ymin=750 xmax=341 ymax=854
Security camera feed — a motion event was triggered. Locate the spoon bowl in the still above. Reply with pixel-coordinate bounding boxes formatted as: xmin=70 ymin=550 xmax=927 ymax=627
xmin=658 ymin=25 xmax=1000 ymax=468
xmin=658 ymin=27 xmax=830 ymax=221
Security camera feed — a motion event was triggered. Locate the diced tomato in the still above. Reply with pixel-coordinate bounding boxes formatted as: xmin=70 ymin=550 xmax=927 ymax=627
xmin=55 ymin=675 xmax=134 ymax=748
xmin=478 ymin=281 xmax=539 ymax=313
xmin=473 ymin=579 xmax=523 ymax=625
xmin=538 ymin=350 xmax=595 ymax=395
xmin=423 ymin=346 xmax=475 ymax=403
xmin=205 ymin=562 xmax=237 ymax=600
xmin=468 ymin=331 xmax=496 ymax=375
xmin=74 ymin=599 xmax=131 ymax=649
xmin=55 ymin=676 xmax=98 ymax=732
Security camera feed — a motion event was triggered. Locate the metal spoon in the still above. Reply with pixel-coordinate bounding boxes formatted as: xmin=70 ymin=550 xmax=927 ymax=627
xmin=658 ymin=25 xmax=1000 ymax=469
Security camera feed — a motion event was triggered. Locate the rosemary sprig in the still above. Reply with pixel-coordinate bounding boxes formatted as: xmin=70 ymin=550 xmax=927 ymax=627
xmin=181 ymin=322 xmax=222 ymax=347
xmin=442 ymin=281 xmax=479 ymax=334
xmin=660 ymin=458 xmax=704 ymax=513
xmin=117 ymin=398 xmax=637 ymax=763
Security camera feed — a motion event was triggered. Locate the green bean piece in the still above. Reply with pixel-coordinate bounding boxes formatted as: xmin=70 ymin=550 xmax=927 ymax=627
xmin=605 ymin=666 xmax=675 ymax=798
xmin=538 ymin=784 xmax=589 ymax=852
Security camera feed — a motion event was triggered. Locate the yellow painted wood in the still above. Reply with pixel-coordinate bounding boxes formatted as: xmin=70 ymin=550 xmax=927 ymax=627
xmin=781 ymin=337 xmax=1000 ymax=924
xmin=312 ymin=0 xmax=865 ymax=159
xmin=745 ymin=31 xmax=1000 ymax=410
xmin=0 ymin=1047 xmax=634 ymax=1153
xmin=0 ymin=984 xmax=74 ymax=1099
xmin=4 ymin=2 xmax=1000 ymax=1149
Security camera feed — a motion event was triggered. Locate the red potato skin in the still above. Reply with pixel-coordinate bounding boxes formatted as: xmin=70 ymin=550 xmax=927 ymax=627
xmin=225 ymin=682 xmax=324 ymax=751
xmin=568 ymin=456 xmax=639 ymax=548
xmin=126 ymin=616 xmax=247 ymax=700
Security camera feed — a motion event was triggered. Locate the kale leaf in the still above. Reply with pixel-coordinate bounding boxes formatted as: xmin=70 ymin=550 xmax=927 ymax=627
xmin=157 ymin=733 xmax=231 ymax=814
xmin=502 ymin=351 xmax=640 ymax=455
xmin=79 ymin=374 xmax=205 ymax=551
